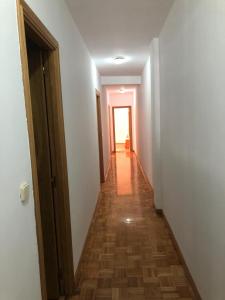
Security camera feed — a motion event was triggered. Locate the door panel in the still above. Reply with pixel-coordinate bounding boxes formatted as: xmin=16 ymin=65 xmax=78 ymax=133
xmin=27 ymin=39 xmax=60 ymax=299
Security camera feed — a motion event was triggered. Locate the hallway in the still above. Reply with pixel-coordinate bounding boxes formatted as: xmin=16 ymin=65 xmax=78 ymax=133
xmin=3 ymin=1 xmax=225 ymax=299
xmin=74 ymin=153 xmax=194 ymax=300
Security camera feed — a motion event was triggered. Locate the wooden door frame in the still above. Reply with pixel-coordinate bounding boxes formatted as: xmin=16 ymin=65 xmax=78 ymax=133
xmin=108 ymin=105 xmax=113 ymax=154
xmin=17 ymin=1 xmax=75 ymax=299
xmin=112 ymin=106 xmax=133 ymax=153
xmin=96 ymin=90 xmax=105 ymax=183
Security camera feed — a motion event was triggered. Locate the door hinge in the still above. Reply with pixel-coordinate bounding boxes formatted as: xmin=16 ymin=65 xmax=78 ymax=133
xmin=42 ymin=65 xmax=47 ymax=76
xmin=51 ymin=175 xmax=57 ymax=188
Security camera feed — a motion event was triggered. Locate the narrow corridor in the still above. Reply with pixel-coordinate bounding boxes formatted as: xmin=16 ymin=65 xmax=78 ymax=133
xmin=3 ymin=2 xmax=225 ymax=299
xmin=74 ymin=153 xmax=194 ymax=300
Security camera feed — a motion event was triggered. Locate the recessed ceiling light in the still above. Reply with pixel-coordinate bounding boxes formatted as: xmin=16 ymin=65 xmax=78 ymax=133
xmin=113 ymin=56 xmax=127 ymax=65
xmin=105 ymin=56 xmax=131 ymax=65
xmin=119 ymin=87 xmax=126 ymax=94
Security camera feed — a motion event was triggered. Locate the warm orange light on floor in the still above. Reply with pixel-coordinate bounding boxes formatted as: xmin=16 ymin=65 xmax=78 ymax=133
xmin=115 ymin=152 xmax=133 ymax=195
xmin=75 ymin=152 xmax=195 ymax=299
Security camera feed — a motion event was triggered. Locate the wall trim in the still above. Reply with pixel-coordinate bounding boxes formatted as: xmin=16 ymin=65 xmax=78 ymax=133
xmin=74 ymin=191 xmax=103 ymax=292
xmin=135 ymin=153 xmax=155 ymax=197
xmin=73 ymin=154 xmax=201 ymax=299
xmin=135 ymin=153 xmax=164 ymax=212
xmin=17 ymin=1 xmax=75 ymax=297
xmin=74 ymin=158 xmax=112 ymax=292
xmin=104 ymin=159 xmax=111 ymax=182
xmin=112 ymin=106 xmax=134 ymax=153
xmin=162 ymin=212 xmax=202 ymax=300
xmin=96 ymin=90 xmax=105 ymax=183
xmin=135 ymin=153 xmax=201 ymax=299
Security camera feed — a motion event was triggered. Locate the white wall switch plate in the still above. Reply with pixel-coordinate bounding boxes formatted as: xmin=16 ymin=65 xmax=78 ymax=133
xmin=20 ymin=182 xmax=30 ymax=203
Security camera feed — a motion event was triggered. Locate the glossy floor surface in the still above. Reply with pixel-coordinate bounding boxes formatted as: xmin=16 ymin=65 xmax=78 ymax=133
xmin=71 ymin=152 xmax=194 ymax=300
xmin=115 ymin=143 xmax=126 ymax=152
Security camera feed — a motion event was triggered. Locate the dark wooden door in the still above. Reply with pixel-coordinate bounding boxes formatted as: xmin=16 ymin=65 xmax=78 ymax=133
xmin=26 ymin=39 xmax=60 ymax=299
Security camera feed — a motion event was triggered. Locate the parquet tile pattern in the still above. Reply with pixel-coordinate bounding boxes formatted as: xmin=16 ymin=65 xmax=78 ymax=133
xmin=70 ymin=152 xmax=195 ymax=300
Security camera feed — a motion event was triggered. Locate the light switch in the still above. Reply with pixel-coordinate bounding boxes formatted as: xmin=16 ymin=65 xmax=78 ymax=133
xmin=20 ymin=182 xmax=30 ymax=203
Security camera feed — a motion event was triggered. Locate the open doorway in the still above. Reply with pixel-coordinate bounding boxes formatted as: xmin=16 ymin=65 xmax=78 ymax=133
xmin=112 ymin=106 xmax=133 ymax=153
xmin=17 ymin=1 xmax=74 ymax=299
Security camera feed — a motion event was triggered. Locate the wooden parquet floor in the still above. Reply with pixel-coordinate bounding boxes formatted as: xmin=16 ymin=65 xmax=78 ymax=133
xmin=70 ymin=152 xmax=195 ymax=300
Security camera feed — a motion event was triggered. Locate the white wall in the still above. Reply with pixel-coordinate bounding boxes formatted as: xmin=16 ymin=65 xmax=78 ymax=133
xmin=109 ymin=91 xmax=134 ymax=107
xmin=150 ymin=38 xmax=162 ymax=209
xmin=0 ymin=1 xmax=41 ymax=299
xmin=0 ymin=0 xmax=100 ymax=299
xmin=136 ymin=41 xmax=161 ymax=209
xmin=159 ymin=1 xmax=225 ymax=299
xmin=136 ymin=57 xmax=153 ymax=184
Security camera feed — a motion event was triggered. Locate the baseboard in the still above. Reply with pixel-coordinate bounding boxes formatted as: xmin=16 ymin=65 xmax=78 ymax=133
xmin=135 ymin=154 xmax=201 ymax=299
xmin=134 ymin=153 xmax=154 ymax=195
xmin=73 ymin=155 xmax=201 ymax=300
xmin=104 ymin=159 xmax=111 ymax=182
xmin=162 ymin=212 xmax=202 ymax=300
xmin=76 ymin=158 xmax=112 ymax=288
xmin=74 ymin=191 xmax=103 ymax=290
xmin=155 ymin=208 xmax=163 ymax=215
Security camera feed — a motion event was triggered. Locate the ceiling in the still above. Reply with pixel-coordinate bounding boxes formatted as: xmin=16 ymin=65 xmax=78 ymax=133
xmin=66 ymin=0 xmax=174 ymax=76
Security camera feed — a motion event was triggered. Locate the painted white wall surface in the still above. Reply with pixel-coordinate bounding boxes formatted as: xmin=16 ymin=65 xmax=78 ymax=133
xmin=109 ymin=91 xmax=134 ymax=107
xmin=150 ymin=38 xmax=162 ymax=209
xmin=0 ymin=1 xmax=42 ymax=299
xmin=159 ymin=1 xmax=225 ymax=299
xmin=101 ymin=76 xmax=141 ymax=85
xmin=136 ymin=57 xmax=153 ymax=184
xmin=0 ymin=0 xmax=100 ymax=299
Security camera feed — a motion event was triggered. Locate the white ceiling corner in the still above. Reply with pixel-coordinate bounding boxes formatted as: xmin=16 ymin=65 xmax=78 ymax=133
xmin=66 ymin=0 xmax=174 ymax=76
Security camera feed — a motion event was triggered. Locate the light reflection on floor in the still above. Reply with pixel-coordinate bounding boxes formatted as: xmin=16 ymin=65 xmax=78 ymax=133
xmin=71 ymin=152 xmax=195 ymax=300
xmin=115 ymin=143 xmax=126 ymax=152
xmin=115 ymin=151 xmax=133 ymax=196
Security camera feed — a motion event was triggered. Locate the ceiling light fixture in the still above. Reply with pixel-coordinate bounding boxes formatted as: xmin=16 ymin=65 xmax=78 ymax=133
xmin=113 ymin=56 xmax=127 ymax=65
xmin=119 ymin=87 xmax=126 ymax=94
xmin=105 ymin=56 xmax=130 ymax=65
